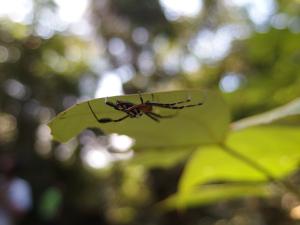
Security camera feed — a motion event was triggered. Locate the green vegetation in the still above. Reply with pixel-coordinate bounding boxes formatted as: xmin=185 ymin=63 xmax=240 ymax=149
xmin=1 ymin=0 xmax=300 ymax=224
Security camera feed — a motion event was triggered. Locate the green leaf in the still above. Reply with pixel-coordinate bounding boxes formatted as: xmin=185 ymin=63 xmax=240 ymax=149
xmin=48 ymin=90 xmax=230 ymax=149
xmin=163 ymin=183 xmax=270 ymax=209
xmin=128 ymin=148 xmax=194 ymax=168
xmin=231 ymin=98 xmax=300 ymax=131
xmin=179 ymin=126 xmax=300 ymax=195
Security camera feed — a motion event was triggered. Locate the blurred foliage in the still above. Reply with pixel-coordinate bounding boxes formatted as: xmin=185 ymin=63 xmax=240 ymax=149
xmin=1 ymin=0 xmax=300 ymax=225
xmin=178 ymin=126 xmax=300 ymax=196
xmin=221 ymin=29 xmax=300 ymax=119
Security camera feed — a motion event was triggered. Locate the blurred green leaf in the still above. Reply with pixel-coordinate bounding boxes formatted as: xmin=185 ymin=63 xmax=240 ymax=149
xmin=179 ymin=126 xmax=300 ymax=197
xmin=163 ymin=183 xmax=270 ymax=209
xmin=232 ymin=98 xmax=300 ymax=131
xmin=48 ymin=90 xmax=230 ymax=149
xmin=128 ymin=148 xmax=194 ymax=168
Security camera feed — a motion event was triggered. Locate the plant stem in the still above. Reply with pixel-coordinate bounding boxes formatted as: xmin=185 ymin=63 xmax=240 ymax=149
xmin=219 ymin=143 xmax=300 ymax=199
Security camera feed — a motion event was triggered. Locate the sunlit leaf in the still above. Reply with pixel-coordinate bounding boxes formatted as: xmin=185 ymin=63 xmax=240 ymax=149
xmin=48 ymin=90 xmax=230 ymax=149
xmin=179 ymin=126 xmax=300 ymax=198
xmin=231 ymin=98 xmax=300 ymax=131
xmin=163 ymin=183 xmax=270 ymax=209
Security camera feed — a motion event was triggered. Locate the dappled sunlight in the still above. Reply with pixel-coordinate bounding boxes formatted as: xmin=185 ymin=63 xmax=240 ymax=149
xmin=0 ymin=0 xmax=33 ymax=23
xmin=0 ymin=45 xmax=9 ymax=63
xmin=115 ymin=65 xmax=135 ymax=83
xmin=108 ymin=37 xmax=127 ymax=57
xmin=1 ymin=0 xmax=300 ymax=224
xmin=0 ymin=0 xmax=91 ymax=37
xmin=181 ymin=54 xmax=201 ymax=74
xmin=225 ymin=0 xmax=276 ymax=26
xmin=3 ymin=79 xmax=28 ymax=100
xmin=109 ymin=135 xmax=135 ymax=163
xmin=35 ymin=124 xmax=52 ymax=156
xmin=190 ymin=29 xmax=232 ymax=62
xmin=159 ymin=0 xmax=203 ymax=20
xmin=35 ymin=8 xmax=66 ymax=38
xmin=162 ymin=47 xmax=181 ymax=75
xmin=219 ymin=72 xmax=244 ymax=93
xmin=270 ymin=13 xmax=290 ymax=30
xmin=290 ymin=205 xmax=300 ymax=220
xmin=0 ymin=113 xmax=17 ymax=144
xmin=189 ymin=24 xmax=251 ymax=63
xmin=79 ymin=131 xmax=134 ymax=162
xmin=55 ymin=139 xmax=78 ymax=161
xmin=81 ymin=145 xmax=112 ymax=169
xmin=109 ymin=133 xmax=135 ymax=154
xmin=43 ymin=49 xmax=68 ymax=72
xmin=138 ymin=50 xmax=155 ymax=75
xmin=37 ymin=106 xmax=55 ymax=123
xmin=95 ymin=72 xmax=124 ymax=98
xmin=80 ymin=132 xmax=134 ymax=169
xmin=54 ymin=0 xmax=89 ymax=24
xmin=132 ymin=27 xmax=149 ymax=45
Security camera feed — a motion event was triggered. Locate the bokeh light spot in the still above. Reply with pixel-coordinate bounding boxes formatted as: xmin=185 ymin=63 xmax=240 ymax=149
xmin=3 ymin=79 xmax=28 ymax=100
xmin=95 ymin=72 xmax=123 ymax=98
xmin=109 ymin=133 xmax=135 ymax=152
xmin=108 ymin=38 xmax=126 ymax=56
xmin=159 ymin=0 xmax=202 ymax=20
xmin=219 ymin=73 xmax=243 ymax=93
xmin=81 ymin=146 xmax=111 ymax=169
xmin=0 ymin=46 xmax=9 ymax=63
xmin=0 ymin=113 xmax=17 ymax=144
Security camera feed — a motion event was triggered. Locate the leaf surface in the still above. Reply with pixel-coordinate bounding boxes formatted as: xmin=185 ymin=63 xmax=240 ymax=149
xmin=163 ymin=183 xmax=270 ymax=209
xmin=179 ymin=126 xmax=300 ymax=195
xmin=48 ymin=90 xmax=230 ymax=149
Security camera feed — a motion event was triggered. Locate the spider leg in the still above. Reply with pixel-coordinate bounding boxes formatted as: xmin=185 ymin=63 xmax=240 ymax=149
xmin=138 ymin=92 xmax=144 ymax=103
xmin=164 ymin=97 xmax=192 ymax=106
xmin=148 ymin=102 xmax=203 ymax=109
xmin=146 ymin=98 xmax=192 ymax=107
xmin=145 ymin=113 xmax=160 ymax=122
xmin=170 ymin=98 xmax=191 ymax=105
xmin=181 ymin=102 xmax=203 ymax=108
xmin=88 ymin=101 xmax=101 ymax=121
xmin=88 ymin=101 xmax=129 ymax=123
xmin=104 ymin=98 xmax=120 ymax=111
xmin=98 ymin=115 xmax=130 ymax=123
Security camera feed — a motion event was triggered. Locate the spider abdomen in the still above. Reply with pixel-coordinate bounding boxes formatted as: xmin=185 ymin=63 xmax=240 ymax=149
xmin=138 ymin=104 xmax=152 ymax=113
xmin=115 ymin=102 xmax=143 ymax=117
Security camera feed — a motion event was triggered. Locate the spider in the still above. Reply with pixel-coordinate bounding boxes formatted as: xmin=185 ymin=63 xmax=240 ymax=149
xmin=87 ymin=93 xmax=203 ymax=123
